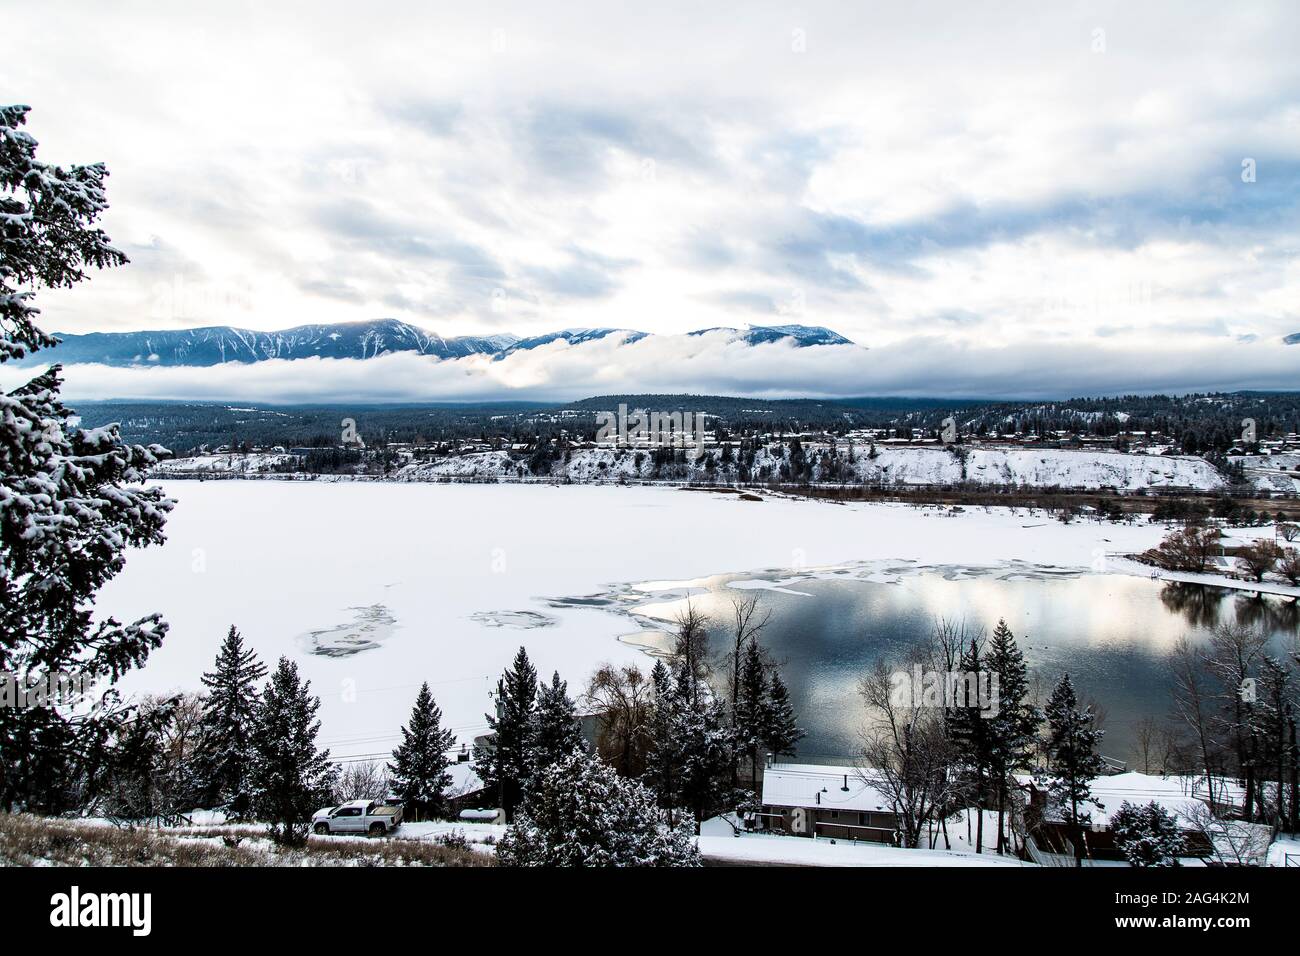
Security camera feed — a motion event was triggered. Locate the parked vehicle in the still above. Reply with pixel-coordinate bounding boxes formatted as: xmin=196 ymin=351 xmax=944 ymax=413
xmin=311 ymin=799 xmax=403 ymax=836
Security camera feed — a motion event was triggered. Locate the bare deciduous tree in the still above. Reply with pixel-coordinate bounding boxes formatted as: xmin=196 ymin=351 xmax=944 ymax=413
xmin=1183 ymin=801 xmax=1271 ymax=866
xmin=721 ymin=594 xmax=772 ymax=714
xmin=1277 ymin=547 xmax=1300 ymax=586
xmin=1169 ymin=636 xmax=1227 ymax=805
xmin=1205 ymin=622 xmax=1268 ymax=820
xmin=584 ymin=663 xmax=654 ymax=777
xmin=1131 ymin=716 xmax=1175 ymax=774
xmin=333 ymin=760 xmax=389 ymax=803
xmin=671 ymin=602 xmax=712 ymax=707
xmin=1235 ymin=540 xmax=1282 ymax=583
xmin=1143 ymin=526 xmax=1221 ymax=573
xmin=857 ymin=655 xmax=961 ymax=849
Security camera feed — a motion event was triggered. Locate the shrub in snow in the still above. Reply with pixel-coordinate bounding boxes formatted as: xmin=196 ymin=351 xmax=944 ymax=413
xmin=496 ymin=748 xmax=700 ymax=867
xmin=1111 ymin=800 xmax=1186 ymax=867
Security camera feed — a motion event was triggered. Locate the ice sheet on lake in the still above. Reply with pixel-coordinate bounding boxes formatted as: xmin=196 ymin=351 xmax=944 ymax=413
xmin=299 ymin=604 xmax=398 ymax=658
xmin=608 ymin=558 xmax=1089 ymax=623
xmin=727 ymin=577 xmax=815 ymax=597
xmin=545 ymin=594 xmax=622 ymax=609
xmin=469 ymin=610 xmax=558 ymax=629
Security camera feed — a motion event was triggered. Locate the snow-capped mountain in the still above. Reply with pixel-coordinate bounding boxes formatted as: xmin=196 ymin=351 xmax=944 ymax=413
xmin=23 ymin=320 xmax=855 ymax=367
xmin=496 ymin=327 xmax=648 ymax=356
xmin=687 ymin=324 xmax=854 ymax=346
xmin=21 ymin=319 xmax=518 ymax=367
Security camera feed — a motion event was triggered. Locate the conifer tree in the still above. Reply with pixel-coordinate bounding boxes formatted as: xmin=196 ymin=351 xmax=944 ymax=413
xmin=764 ymin=672 xmax=804 ymax=761
xmin=642 ymin=660 xmax=682 ymax=817
xmin=388 ymin=682 xmax=455 ymax=820
xmin=946 ymin=637 xmax=995 ymax=852
xmin=985 ymin=620 xmax=1039 ymax=854
xmin=733 ymin=641 xmax=770 ymax=795
xmin=195 ymin=626 xmax=266 ymax=818
xmin=473 ymin=646 xmax=538 ymax=820
xmin=529 ymin=671 xmax=586 ymax=780
xmin=1252 ymin=656 xmax=1294 ymax=829
xmin=648 ymin=610 xmax=737 ymax=827
xmin=671 ymin=655 xmax=735 ymax=829
xmin=251 ymin=657 xmax=336 ymax=845
xmin=0 ymin=104 xmax=172 ymax=814
xmin=1045 ymin=673 xmax=1106 ymax=866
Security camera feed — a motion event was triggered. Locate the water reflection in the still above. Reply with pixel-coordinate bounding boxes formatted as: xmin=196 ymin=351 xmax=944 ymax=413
xmin=620 ymin=571 xmax=1298 ymax=765
xmin=1159 ymin=582 xmax=1225 ymax=629
xmin=1232 ymin=591 xmax=1300 ymax=634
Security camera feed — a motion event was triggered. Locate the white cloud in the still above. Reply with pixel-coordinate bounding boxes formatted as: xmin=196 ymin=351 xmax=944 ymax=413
xmin=4 ymin=0 xmax=1299 ymax=397
xmin=7 ymin=332 xmax=1297 ymax=405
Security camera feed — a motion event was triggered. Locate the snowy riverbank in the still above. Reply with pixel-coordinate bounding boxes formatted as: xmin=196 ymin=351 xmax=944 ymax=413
xmin=155 ymin=445 xmax=1237 ymax=492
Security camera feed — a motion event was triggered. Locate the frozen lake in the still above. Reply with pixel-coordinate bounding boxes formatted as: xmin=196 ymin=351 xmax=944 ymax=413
xmin=100 ymin=481 xmax=1243 ymax=765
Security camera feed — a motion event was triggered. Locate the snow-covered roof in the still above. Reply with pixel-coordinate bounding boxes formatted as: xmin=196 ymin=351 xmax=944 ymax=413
xmin=762 ymin=763 xmax=895 ymax=813
xmin=1017 ymin=771 xmax=1246 ymax=828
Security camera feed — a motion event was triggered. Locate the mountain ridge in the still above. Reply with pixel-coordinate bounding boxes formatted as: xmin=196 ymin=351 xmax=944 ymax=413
xmin=21 ymin=319 xmax=858 ymax=367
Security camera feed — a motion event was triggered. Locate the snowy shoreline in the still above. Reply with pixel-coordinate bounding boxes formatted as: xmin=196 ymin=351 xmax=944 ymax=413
xmin=1108 ymin=555 xmax=1300 ymax=600
xmin=147 ymin=442 xmax=1296 ymax=495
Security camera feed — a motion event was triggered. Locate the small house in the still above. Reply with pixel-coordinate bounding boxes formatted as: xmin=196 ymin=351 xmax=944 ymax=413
xmin=1017 ymin=771 xmax=1247 ymax=863
xmin=759 ymin=763 xmax=901 ymax=844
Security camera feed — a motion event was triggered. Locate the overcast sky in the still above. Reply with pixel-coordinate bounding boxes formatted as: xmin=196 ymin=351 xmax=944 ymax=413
xmin=4 ymin=1 xmax=1299 ymax=400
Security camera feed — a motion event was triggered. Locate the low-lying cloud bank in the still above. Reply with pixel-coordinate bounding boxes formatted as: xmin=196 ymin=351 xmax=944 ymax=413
xmin=5 ymin=333 xmax=1298 ymax=404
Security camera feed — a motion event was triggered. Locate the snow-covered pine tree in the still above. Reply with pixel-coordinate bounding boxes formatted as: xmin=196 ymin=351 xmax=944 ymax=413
xmin=1111 ymin=800 xmax=1186 ymax=867
xmin=732 ymin=640 xmax=770 ymax=796
xmin=946 ymin=637 xmax=995 ymax=852
xmin=642 ymin=660 xmax=682 ymax=817
xmin=497 ymin=747 xmax=700 ymax=867
xmin=763 ymin=671 xmax=804 ymax=762
xmin=1044 ymin=673 xmax=1106 ymax=866
xmin=985 ymin=620 xmax=1040 ymax=854
xmin=1252 ymin=656 xmax=1294 ymax=829
xmin=529 ymin=671 xmax=586 ymax=781
xmin=388 ymin=681 xmax=455 ymax=820
xmin=473 ymin=646 xmax=538 ymax=820
xmin=672 ymin=657 xmax=735 ymax=829
xmin=194 ymin=626 xmax=266 ymax=819
xmin=251 ymin=657 xmax=336 ymax=845
xmin=0 ymin=104 xmax=173 ymax=814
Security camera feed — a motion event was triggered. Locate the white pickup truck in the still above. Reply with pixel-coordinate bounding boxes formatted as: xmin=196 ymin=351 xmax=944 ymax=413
xmin=311 ymin=799 xmax=403 ymax=836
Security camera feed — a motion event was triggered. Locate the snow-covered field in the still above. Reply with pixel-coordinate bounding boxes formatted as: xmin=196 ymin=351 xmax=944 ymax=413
xmin=398 ymin=445 xmax=1227 ymax=490
xmin=99 ymin=482 xmax=1196 ymax=763
xmin=160 ymin=445 xmax=1231 ymax=491
xmin=1230 ymin=453 xmax=1300 ymax=494
xmin=153 ymin=453 xmax=300 ymax=475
